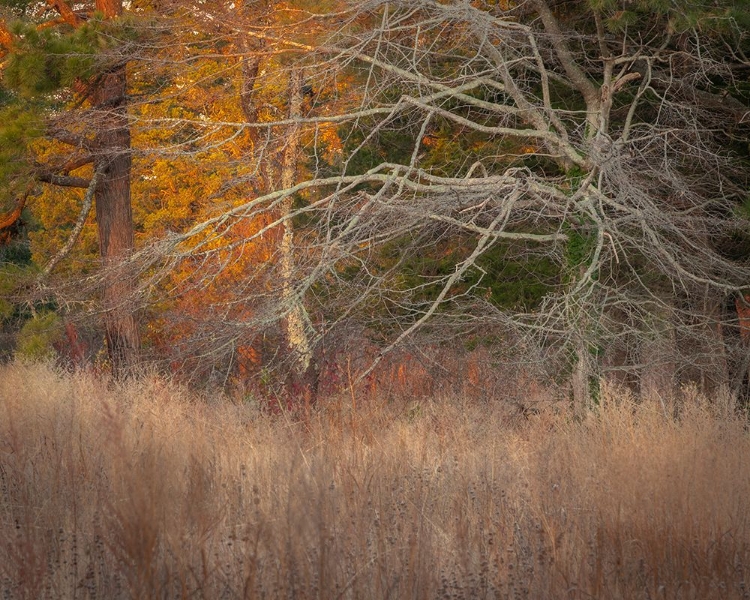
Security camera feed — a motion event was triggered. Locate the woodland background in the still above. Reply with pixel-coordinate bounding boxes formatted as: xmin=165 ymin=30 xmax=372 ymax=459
xmin=0 ymin=0 xmax=749 ymax=407
xmin=1 ymin=2 xmax=750 ymax=597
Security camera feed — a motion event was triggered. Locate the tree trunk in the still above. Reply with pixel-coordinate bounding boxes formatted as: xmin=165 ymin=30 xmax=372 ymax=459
xmin=92 ymin=0 xmax=140 ymax=376
xmin=571 ymin=336 xmax=590 ymax=418
xmin=280 ymin=69 xmax=314 ymax=396
xmin=731 ymin=293 xmax=750 ymax=405
xmin=639 ymin=318 xmax=677 ymax=410
xmin=696 ymin=290 xmax=729 ymax=396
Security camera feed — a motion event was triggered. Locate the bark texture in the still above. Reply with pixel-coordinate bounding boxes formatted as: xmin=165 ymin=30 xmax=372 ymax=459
xmin=280 ymin=69 xmax=315 ymax=394
xmin=91 ymin=0 xmax=140 ymax=376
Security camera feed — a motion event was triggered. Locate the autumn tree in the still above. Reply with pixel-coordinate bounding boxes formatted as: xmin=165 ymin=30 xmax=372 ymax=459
xmin=120 ymin=0 xmax=335 ymax=391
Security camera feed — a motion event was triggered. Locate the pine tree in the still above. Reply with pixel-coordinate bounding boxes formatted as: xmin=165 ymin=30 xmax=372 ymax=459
xmin=0 ymin=0 xmax=140 ymax=375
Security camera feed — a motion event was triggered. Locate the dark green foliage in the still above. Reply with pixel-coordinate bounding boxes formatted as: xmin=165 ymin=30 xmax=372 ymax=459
xmin=0 ymin=102 xmax=42 ymax=210
xmin=0 ymin=235 xmax=30 ymax=266
xmin=466 ymin=242 xmax=559 ymax=311
xmin=420 ymin=122 xmax=527 ymax=178
xmin=379 ymin=235 xmax=559 ymax=312
xmin=730 ymin=0 xmax=750 ymax=32
xmin=587 ymin=0 xmax=741 ymax=31
xmin=0 ymin=256 xmax=40 ymax=361
xmin=0 ymin=264 xmax=25 ymax=320
xmin=338 ymin=119 xmax=420 ymax=177
xmin=15 ymin=309 xmax=62 ymax=360
xmin=721 ymin=195 xmax=750 ymax=261
xmin=737 ymin=195 xmax=750 ymax=222
xmin=0 ymin=0 xmax=32 ymax=12
xmin=563 ymin=219 xmax=596 ymax=273
xmin=0 ymin=173 xmax=36 ymax=349
xmin=387 ymin=237 xmax=467 ymax=304
xmin=3 ymin=17 xmax=121 ymax=97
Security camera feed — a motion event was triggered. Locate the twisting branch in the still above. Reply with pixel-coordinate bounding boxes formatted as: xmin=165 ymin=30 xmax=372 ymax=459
xmin=42 ymin=168 xmax=101 ymax=277
xmin=37 ymin=173 xmax=91 ymax=189
xmin=354 ymin=185 xmax=523 ymax=385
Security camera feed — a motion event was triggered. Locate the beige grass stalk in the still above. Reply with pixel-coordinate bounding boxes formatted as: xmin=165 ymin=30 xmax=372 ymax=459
xmin=0 ymin=362 xmax=748 ymax=599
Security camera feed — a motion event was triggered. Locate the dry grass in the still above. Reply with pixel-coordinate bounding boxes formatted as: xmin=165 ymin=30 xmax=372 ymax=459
xmin=0 ymin=361 xmax=749 ymax=599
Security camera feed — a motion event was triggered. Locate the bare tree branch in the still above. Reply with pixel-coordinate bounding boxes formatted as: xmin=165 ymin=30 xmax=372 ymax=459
xmin=42 ymin=168 xmax=102 ymax=277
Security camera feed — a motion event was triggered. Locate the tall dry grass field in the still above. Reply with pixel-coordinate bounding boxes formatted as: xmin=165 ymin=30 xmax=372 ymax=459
xmin=0 ymin=362 xmax=749 ymax=599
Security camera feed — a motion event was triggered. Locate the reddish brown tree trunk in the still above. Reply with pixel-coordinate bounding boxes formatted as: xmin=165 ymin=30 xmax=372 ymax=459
xmin=92 ymin=0 xmax=140 ymax=376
